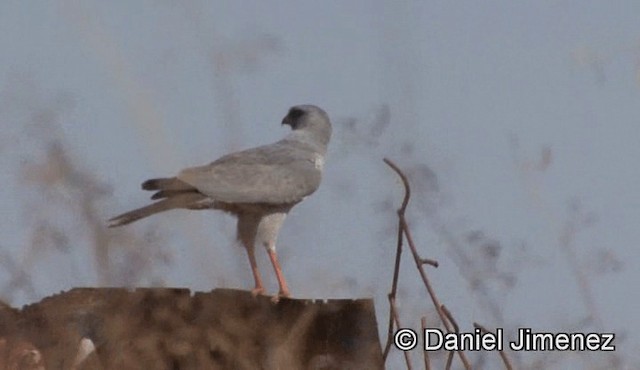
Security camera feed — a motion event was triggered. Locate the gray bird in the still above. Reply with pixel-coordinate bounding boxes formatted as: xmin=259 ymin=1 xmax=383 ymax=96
xmin=108 ymin=105 xmax=332 ymax=300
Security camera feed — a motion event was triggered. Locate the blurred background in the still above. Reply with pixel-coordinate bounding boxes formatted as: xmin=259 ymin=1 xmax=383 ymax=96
xmin=1 ymin=1 xmax=638 ymax=369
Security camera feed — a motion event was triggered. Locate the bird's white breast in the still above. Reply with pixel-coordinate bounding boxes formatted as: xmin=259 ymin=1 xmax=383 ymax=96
xmin=313 ymin=153 xmax=325 ymax=170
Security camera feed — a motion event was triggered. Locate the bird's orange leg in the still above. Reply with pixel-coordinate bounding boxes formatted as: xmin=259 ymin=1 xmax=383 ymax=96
xmin=246 ymin=247 xmax=264 ymax=296
xmin=267 ymin=249 xmax=290 ymax=302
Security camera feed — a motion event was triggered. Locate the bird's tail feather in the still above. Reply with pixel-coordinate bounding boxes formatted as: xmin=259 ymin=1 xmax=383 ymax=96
xmin=108 ymin=193 xmax=206 ymax=228
xmin=142 ymin=177 xmax=193 ymax=191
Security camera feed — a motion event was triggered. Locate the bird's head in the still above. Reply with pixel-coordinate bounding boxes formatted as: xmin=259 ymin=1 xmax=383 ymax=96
xmin=281 ymin=104 xmax=332 ymax=148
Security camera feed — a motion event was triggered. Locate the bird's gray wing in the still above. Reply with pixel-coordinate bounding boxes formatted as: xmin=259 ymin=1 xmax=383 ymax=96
xmin=177 ymin=141 xmax=322 ymax=204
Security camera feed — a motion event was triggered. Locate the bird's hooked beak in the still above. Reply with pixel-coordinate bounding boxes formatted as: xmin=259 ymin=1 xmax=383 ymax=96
xmin=281 ymin=114 xmax=292 ymax=127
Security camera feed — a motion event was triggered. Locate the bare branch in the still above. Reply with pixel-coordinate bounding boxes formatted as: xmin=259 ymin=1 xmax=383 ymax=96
xmin=474 ymin=322 xmax=514 ymax=370
xmin=420 ymin=317 xmax=431 ymax=370
xmin=389 ymin=295 xmax=414 ymax=370
xmin=383 ymin=158 xmax=470 ymax=370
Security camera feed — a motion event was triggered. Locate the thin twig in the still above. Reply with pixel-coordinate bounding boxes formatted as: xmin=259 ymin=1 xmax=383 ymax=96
xmin=420 ymin=317 xmax=431 ymax=370
xmin=474 ymin=323 xmax=514 ymax=370
xmin=383 ymin=209 xmax=406 ymax=360
xmin=399 ymin=218 xmax=449 ymax=328
xmin=382 ymin=158 xmax=412 ymax=361
xmin=441 ymin=305 xmax=470 ymax=370
xmin=421 ymin=258 xmax=439 ymax=268
xmin=445 ymin=350 xmax=455 ymax=370
xmin=385 ymin=159 xmax=447 ymax=326
xmin=441 ymin=305 xmax=459 ymax=333
xmin=383 ymin=158 xmax=411 ymax=212
xmin=384 ymin=158 xmax=471 ymax=370
xmin=390 ymin=296 xmax=414 ymax=370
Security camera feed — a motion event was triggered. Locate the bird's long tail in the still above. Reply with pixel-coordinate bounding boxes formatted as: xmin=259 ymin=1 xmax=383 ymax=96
xmin=142 ymin=177 xmax=192 ymax=191
xmin=108 ymin=192 xmax=205 ymax=228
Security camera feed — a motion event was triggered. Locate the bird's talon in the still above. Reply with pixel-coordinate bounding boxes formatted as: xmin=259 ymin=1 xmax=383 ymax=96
xmin=271 ymin=291 xmax=290 ymax=304
xmin=251 ymin=288 xmax=265 ymax=297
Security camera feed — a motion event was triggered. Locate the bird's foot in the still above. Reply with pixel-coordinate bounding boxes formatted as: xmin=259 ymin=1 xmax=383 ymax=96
xmin=251 ymin=287 xmax=265 ymax=297
xmin=270 ymin=290 xmax=290 ymax=304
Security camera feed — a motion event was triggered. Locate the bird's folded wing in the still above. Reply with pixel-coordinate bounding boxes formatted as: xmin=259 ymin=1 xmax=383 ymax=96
xmin=177 ymin=143 xmax=322 ymax=204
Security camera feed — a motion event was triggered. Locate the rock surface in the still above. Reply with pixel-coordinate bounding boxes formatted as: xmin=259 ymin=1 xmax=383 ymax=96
xmin=1 ymin=288 xmax=384 ymax=370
